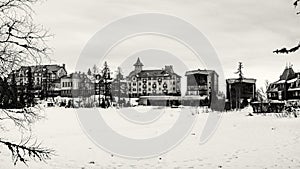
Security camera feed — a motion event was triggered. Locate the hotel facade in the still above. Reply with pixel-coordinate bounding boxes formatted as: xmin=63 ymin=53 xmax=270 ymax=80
xmin=127 ymin=58 xmax=181 ymax=98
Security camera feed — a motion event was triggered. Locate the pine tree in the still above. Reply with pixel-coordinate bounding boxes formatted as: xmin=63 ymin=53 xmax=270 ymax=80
xmin=234 ymin=62 xmax=244 ymax=110
xmin=92 ymin=64 xmax=98 ymax=75
xmin=235 ymin=62 xmax=244 ymax=79
xmin=115 ymin=67 xmax=124 ymax=103
xmin=87 ymin=68 xmax=92 ymax=76
xmin=101 ymin=62 xmax=112 ymax=108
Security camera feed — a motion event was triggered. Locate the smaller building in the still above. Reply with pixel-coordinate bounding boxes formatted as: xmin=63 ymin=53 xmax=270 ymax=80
xmin=267 ymin=66 xmax=300 ymax=101
xmin=60 ymin=72 xmax=94 ymax=97
xmin=184 ymin=69 xmax=219 ymax=107
xmin=226 ymin=78 xmax=256 ymax=110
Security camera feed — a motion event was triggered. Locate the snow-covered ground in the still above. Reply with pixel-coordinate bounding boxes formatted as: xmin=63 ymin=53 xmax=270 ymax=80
xmin=1 ymin=107 xmax=300 ymax=169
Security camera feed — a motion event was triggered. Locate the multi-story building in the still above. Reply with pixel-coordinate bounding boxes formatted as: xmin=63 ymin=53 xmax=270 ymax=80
xmin=8 ymin=64 xmax=67 ymax=98
xmin=60 ymin=72 xmax=94 ymax=97
xmin=267 ymin=66 xmax=300 ymax=101
xmin=127 ymin=58 xmax=181 ymax=98
xmin=184 ymin=69 xmax=219 ymax=106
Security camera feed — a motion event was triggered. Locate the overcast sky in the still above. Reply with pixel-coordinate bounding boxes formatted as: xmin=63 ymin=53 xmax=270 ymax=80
xmin=33 ymin=0 xmax=300 ymax=91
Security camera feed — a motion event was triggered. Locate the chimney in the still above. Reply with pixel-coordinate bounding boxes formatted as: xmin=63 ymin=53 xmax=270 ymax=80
xmin=165 ymin=65 xmax=174 ymax=73
xmin=62 ymin=64 xmax=66 ymax=69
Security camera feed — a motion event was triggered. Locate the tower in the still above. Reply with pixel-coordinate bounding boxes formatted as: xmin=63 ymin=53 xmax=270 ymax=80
xmin=134 ymin=57 xmax=143 ymax=73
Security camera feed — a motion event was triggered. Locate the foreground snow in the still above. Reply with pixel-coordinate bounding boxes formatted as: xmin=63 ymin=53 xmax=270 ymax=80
xmin=1 ymin=107 xmax=300 ymax=169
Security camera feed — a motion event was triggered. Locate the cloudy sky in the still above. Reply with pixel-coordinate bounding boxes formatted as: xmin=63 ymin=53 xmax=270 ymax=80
xmin=33 ymin=0 xmax=300 ymax=91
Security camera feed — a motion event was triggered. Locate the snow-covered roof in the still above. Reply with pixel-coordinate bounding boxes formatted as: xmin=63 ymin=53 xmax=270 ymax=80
xmin=226 ymin=78 xmax=256 ymax=84
xmin=276 ymin=80 xmax=286 ymax=84
xmin=288 ymin=88 xmax=300 ymax=91
xmin=287 ymin=78 xmax=298 ymax=83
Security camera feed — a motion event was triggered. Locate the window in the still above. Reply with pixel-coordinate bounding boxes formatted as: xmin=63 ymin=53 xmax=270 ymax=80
xmin=152 ymin=83 xmax=157 ymax=88
xmin=148 ymin=88 xmax=151 ymax=91
xmin=148 ymin=82 xmax=151 ymax=85
xmin=133 ymin=82 xmax=136 ymax=86
xmin=163 ymin=83 xmax=167 ymax=88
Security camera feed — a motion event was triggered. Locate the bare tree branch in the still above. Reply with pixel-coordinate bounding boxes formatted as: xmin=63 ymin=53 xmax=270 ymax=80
xmin=273 ymin=42 xmax=300 ymax=54
xmin=0 ymin=106 xmax=44 ymax=129
xmin=0 ymin=0 xmax=52 ymax=76
xmin=0 ymin=136 xmax=54 ymax=166
xmin=273 ymin=1 xmax=300 ymax=54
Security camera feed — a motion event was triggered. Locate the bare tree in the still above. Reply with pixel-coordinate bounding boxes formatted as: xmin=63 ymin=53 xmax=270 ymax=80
xmin=257 ymin=80 xmax=270 ymax=101
xmin=273 ymin=0 xmax=300 ymax=54
xmin=0 ymin=0 xmax=54 ymax=165
xmin=0 ymin=0 xmax=51 ymax=75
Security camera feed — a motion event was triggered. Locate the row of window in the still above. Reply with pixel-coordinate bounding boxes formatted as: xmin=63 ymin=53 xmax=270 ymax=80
xmin=62 ymin=82 xmax=72 ymax=87
xmin=290 ymin=81 xmax=300 ymax=88
xmin=292 ymin=91 xmax=300 ymax=97
xmin=131 ymin=87 xmax=176 ymax=92
xmin=131 ymin=81 xmax=176 ymax=86
xmin=132 ymin=76 xmax=178 ymax=81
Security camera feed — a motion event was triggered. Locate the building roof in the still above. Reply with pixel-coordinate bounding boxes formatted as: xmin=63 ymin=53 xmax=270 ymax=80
xmin=185 ymin=69 xmax=218 ymax=76
xmin=18 ymin=64 xmax=66 ymax=74
xmin=133 ymin=57 xmax=144 ymax=67
xmin=275 ymin=80 xmax=286 ymax=84
xmin=287 ymin=78 xmax=298 ymax=83
xmin=226 ymin=78 xmax=256 ymax=84
xmin=288 ymin=87 xmax=300 ymax=91
xmin=61 ymin=73 xmax=89 ymax=80
xmin=267 ymin=86 xmax=279 ymax=92
xmin=128 ymin=65 xmax=180 ymax=78
xmin=280 ymin=67 xmax=295 ymax=81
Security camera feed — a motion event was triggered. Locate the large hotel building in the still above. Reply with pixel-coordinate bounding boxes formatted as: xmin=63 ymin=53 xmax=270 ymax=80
xmin=127 ymin=58 xmax=181 ymax=98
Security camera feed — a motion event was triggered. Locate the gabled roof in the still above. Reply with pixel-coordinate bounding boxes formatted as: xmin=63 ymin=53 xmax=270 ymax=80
xmin=280 ymin=67 xmax=295 ymax=81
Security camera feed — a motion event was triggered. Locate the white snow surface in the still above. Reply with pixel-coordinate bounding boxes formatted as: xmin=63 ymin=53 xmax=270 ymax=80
xmin=1 ymin=107 xmax=300 ymax=169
